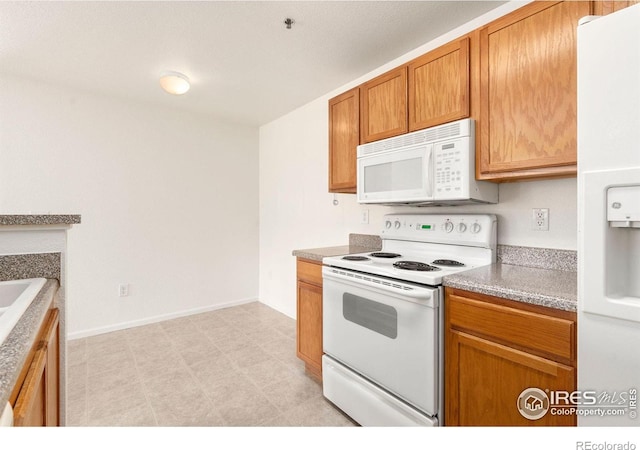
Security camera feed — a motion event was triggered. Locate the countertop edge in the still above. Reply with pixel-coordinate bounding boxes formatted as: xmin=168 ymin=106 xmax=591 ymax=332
xmin=292 ymin=245 xmax=380 ymax=262
xmin=0 ymin=279 xmax=59 ymax=408
xmin=0 ymin=215 xmax=81 ymax=226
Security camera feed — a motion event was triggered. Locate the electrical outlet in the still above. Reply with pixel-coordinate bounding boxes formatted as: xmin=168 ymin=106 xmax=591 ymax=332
xmin=118 ymin=284 xmax=130 ymax=297
xmin=361 ymin=209 xmax=369 ymax=224
xmin=532 ymin=208 xmax=549 ymax=231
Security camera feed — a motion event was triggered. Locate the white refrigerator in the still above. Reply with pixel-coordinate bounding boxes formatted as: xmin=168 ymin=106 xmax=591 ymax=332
xmin=577 ymin=4 xmax=640 ymax=426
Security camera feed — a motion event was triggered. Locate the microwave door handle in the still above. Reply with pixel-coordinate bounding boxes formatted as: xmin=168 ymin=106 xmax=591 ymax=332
xmin=426 ymin=146 xmax=434 ymax=198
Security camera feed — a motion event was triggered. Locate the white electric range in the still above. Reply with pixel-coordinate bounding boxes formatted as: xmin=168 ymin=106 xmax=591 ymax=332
xmin=321 ymin=213 xmax=497 ymax=426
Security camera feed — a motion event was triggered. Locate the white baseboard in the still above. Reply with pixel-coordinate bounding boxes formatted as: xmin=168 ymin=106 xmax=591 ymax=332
xmin=67 ymin=297 xmax=259 ymax=340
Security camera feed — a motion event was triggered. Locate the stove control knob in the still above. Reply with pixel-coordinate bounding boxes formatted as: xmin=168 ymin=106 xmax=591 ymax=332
xmin=442 ymin=221 xmax=454 ymax=233
xmin=385 ymin=220 xmax=392 ymax=229
xmin=458 ymin=222 xmax=467 ymax=233
xmin=471 ymin=222 xmax=482 ymax=234
xmin=394 ymin=220 xmax=401 ymax=230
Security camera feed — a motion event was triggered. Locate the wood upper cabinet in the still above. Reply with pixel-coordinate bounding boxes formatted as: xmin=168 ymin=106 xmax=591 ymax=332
xmin=13 ymin=308 xmax=60 ymax=427
xmin=360 ymin=66 xmax=408 ymax=143
xmin=328 ymin=36 xmax=470 ymax=192
xmin=445 ymin=288 xmax=577 ymax=426
xmin=478 ymin=1 xmax=592 ymax=181
xmin=328 ymin=0 xmax=605 ymax=186
xmin=328 ymin=87 xmax=359 ymax=193
xmin=408 ymin=37 xmax=470 ymax=132
xmin=593 ymin=0 xmax=639 ymax=15
xmin=296 ymin=258 xmax=323 ymax=380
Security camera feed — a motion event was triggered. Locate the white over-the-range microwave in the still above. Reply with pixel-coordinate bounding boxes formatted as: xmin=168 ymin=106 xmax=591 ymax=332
xmin=357 ymin=119 xmax=498 ymax=206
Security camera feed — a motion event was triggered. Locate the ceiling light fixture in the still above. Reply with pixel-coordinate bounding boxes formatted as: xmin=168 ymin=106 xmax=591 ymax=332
xmin=159 ymin=71 xmax=190 ymax=95
xmin=284 ymin=18 xmax=294 ymax=29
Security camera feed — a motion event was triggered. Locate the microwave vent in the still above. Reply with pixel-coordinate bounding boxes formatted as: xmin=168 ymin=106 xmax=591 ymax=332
xmin=358 ymin=119 xmax=470 ymax=156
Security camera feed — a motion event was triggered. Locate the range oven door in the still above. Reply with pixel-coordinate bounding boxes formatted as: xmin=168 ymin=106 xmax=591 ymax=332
xmin=322 ymin=266 xmax=439 ymax=418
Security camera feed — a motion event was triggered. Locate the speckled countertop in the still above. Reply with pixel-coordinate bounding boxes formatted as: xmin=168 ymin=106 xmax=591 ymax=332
xmin=293 ymin=237 xmax=576 ymax=312
xmin=443 ymin=263 xmax=577 ymax=312
xmin=292 ymin=245 xmax=380 ymax=262
xmin=0 ymin=253 xmax=60 ymax=282
xmin=0 ymin=215 xmax=81 ymax=226
xmin=292 ymin=233 xmax=382 ymax=262
xmin=0 ymin=279 xmax=59 ymax=408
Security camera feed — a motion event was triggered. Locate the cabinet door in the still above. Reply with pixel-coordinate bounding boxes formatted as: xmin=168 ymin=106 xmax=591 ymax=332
xmin=360 ymin=66 xmax=408 ymax=143
xmin=446 ymin=330 xmax=576 ymax=426
xmin=478 ymin=1 xmax=591 ymax=180
xmin=13 ymin=308 xmax=59 ymax=427
xmin=594 ymin=0 xmax=639 ymax=15
xmin=296 ymin=280 xmax=323 ymax=378
xmin=408 ymin=37 xmax=470 ymax=131
xmin=328 ymin=87 xmax=359 ymax=193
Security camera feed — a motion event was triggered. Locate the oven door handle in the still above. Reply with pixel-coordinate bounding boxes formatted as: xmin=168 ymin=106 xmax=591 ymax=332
xmin=322 ymin=266 xmax=437 ymax=304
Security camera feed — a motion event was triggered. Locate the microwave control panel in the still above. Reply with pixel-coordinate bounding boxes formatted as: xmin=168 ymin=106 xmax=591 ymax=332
xmin=434 ymin=138 xmax=469 ymax=198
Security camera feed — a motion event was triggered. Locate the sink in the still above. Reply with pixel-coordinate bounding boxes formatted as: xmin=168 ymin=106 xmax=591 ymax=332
xmin=0 ymin=278 xmax=47 ymax=346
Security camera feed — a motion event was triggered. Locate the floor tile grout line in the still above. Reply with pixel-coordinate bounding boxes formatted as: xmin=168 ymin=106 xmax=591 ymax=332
xmin=63 ymin=339 xmax=87 ymax=426
xmin=173 ymin=356 xmax=229 ymax=426
xmin=83 ymin=339 xmax=89 ymax=426
xmin=124 ymin=332 xmax=159 ymax=426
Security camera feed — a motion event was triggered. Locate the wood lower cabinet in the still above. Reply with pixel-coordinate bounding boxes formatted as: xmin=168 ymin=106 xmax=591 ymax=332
xmin=445 ymin=288 xmax=577 ymax=426
xmin=296 ymin=258 xmax=323 ymax=380
xmin=328 ymin=87 xmax=359 ymax=193
xmin=477 ymin=1 xmax=592 ymax=181
xmin=13 ymin=307 xmax=60 ymax=426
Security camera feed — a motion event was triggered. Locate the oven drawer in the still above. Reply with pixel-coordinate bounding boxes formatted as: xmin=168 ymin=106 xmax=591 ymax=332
xmin=323 ymin=355 xmax=437 ymax=426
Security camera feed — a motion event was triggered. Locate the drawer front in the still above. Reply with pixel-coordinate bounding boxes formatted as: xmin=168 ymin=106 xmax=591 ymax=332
xmin=296 ymin=259 xmax=323 ymax=286
xmin=447 ymin=293 xmax=575 ymax=363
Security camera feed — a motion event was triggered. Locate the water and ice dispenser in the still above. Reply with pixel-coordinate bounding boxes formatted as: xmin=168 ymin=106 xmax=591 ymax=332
xmin=580 ymin=167 xmax=640 ymax=323
xmin=607 ymin=185 xmax=640 ymax=228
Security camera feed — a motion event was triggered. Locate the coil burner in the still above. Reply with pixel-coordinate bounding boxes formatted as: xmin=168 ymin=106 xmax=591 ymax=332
xmin=393 ymin=261 xmax=441 ymax=272
xmin=342 ymin=256 xmax=371 ymax=261
xmin=369 ymin=252 xmax=402 ymax=258
xmin=432 ymin=259 xmax=465 ymax=267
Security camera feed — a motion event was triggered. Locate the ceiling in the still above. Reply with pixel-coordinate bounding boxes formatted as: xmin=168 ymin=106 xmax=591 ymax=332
xmin=0 ymin=1 xmax=507 ymax=127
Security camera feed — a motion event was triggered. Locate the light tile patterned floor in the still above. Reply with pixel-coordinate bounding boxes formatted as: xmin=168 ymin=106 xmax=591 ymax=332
xmin=66 ymin=301 xmax=356 ymax=426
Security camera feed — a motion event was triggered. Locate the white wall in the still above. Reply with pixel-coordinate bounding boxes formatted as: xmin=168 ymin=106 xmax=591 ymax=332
xmin=0 ymin=74 xmax=259 ymax=338
xmin=258 ymin=0 xmax=577 ymax=319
